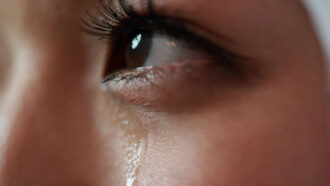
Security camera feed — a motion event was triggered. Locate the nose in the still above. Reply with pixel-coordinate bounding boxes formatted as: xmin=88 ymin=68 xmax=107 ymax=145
xmin=0 ymin=52 xmax=105 ymax=186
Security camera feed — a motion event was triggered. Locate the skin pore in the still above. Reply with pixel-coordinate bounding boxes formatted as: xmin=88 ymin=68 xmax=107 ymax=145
xmin=0 ymin=0 xmax=329 ymax=185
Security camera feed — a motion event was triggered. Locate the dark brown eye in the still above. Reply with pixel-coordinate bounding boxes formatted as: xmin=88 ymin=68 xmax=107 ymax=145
xmin=107 ymin=29 xmax=206 ymax=77
xmin=125 ymin=32 xmax=152 ymax=69
xmin=102 ymin=17 xmax=237 ymax=84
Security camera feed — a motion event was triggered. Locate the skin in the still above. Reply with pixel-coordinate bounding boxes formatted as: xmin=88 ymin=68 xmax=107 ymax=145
xmin=0 ymin=0 xmax=329 ymax=185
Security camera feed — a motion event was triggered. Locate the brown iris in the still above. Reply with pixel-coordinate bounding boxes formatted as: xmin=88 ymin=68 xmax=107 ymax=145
xmin=125 ymin=32 xmax=152 ymax=68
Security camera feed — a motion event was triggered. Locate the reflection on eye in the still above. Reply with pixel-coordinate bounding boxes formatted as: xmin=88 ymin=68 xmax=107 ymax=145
xmin=131 ymin=34 xmax=142 ymax=50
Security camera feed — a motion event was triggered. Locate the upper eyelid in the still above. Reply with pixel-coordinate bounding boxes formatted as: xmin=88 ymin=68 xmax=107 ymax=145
xmin=81 ymin=10 xmax=235 ymax=61
xmin=80 ymin=0 xmax=230 ymax=50
xmin=80 ymin=0 xmax=240 ymax=65
xmin=80 ymin=0 xmax=219 ymax=50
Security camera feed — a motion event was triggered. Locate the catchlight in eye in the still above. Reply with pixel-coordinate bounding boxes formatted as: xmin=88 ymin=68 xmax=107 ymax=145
xmin=131 ymin=34 xmax=142 ymax=50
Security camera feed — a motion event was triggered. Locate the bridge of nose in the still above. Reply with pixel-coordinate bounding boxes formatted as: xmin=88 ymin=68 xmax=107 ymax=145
xmin=0 ymin=0 xmax=114 ymax=184
xmin=0 ymin=53 xmax=105 ymax=185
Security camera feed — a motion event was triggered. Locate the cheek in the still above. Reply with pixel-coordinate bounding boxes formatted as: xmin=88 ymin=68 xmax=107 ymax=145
xmin=132 ymin=81 xmax=329 ymax=186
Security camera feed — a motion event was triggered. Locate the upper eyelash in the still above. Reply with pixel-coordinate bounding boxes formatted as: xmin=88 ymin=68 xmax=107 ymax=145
xmin=81 ymin=0 xmax=239 ymax=74
xmin=80 ymin=0 xmax=198 ymax=40
xmin=80 ymin=0 xmax=154 ymax=39
xmin=80 ymin=0 xmax=218 ymax=47
xmin=80 ymin=1 xmax=216 ymax=49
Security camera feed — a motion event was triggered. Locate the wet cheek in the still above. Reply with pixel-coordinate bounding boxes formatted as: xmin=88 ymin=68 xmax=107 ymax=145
xmin=96 ymin=93 xmax=196 ymax=185
xmin=97 ymin=64 xmax=329 ymax=186
xmin=136 ymin=123 xmax=204 ymax=185
xmin=96 ymin=91 xmax=151 ymax=186
xmin=96 ymin=95 xmax=250 ymax=185
xmin=131 ymin=100 xmax=327 ymax=186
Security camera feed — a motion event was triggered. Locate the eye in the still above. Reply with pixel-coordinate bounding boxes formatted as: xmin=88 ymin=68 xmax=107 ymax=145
xmin=81 ymin=1 xmax=244 ymax=110
xmin=107 ymin=28 xmax=217 ymax=76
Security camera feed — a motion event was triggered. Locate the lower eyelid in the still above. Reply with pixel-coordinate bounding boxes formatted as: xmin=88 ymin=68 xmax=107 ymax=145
xmin=101 ymin=61 xmax=243 ymax=111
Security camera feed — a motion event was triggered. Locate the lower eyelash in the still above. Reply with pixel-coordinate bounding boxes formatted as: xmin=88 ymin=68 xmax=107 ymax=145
xmin=102 ymin=63 xmax=195 ymax=85
xmin=102 ymin=69 xmax=151 ymax=84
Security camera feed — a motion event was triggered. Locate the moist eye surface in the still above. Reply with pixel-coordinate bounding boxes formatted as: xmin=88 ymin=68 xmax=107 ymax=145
xmin=126 ymin=31 xmax=152 ymax=69
xmin=115 ymin=29 xmax=212 ymax=75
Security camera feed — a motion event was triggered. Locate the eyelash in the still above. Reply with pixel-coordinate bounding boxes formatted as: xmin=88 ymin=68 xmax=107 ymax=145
xmin=81 ymin=0 xmax=156 ymax=38
xmin=81 ymin=0 xmax=239 ymax=81
xmin=81 ymin=0 xmax=208 ymax=44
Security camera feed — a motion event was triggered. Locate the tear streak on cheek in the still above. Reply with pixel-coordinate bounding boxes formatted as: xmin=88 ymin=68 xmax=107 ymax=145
xmin=96 ymin=93 xmax=149 ymax=186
